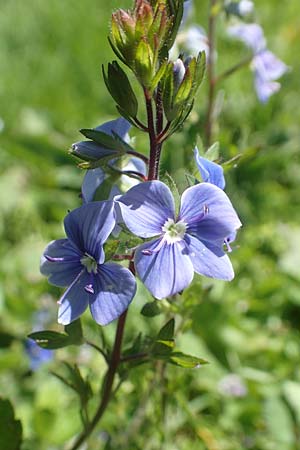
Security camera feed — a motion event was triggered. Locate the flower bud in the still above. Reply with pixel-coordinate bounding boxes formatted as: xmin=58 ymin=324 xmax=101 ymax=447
xmin=162 ymin=52 xmax=206 ymax=122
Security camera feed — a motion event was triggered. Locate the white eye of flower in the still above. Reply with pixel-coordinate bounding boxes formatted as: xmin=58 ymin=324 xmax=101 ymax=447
xmin=80 ymin=253 xmax=98 ymax=274
xmin=162 ymin=218 xmax=187 ymax=244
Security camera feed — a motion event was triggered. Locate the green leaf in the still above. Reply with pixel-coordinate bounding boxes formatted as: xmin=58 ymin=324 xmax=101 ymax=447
xmin=65 ymin=319 xmax=83 ymax=345
xmin=149 ymin=61 xmax=168 ymax=95
xmin=0 ymin=398 xmax=22 ymax=450
xmin=185 ymin=173 xmax=200 ymax=187
xmin=152 ymin=319 xmax=175 ymax=356
xmin=264 ymin=395 xmax=294 ymax=445
xmin=103 ymin=61 xmax=138 ymax=118
xmin=162 ymin=173 xmax=180 ymax=215
xmin=158 ymin=318 xmax=175 ymax=340
xmin=29 ymin=321 xmax=83 ymax=349
xmin=0 ymin=331 xmax=15 ymax=348
xmin=28 ymin=331 xmax=71 ymax=349
xmin=79 ymin=128 xmax=124 ymax=151
xmin=141 ymin=301 xmax=162 ymax=317
xmin=283 ymin=380 xmax=300 ymax=425
xmin=169 ymin=352 xmax=208 ymax=369
xmin=52 ymin=363 xmax=92 ymax=408
xmin=204 ymin=141 xmax=220 ymax=161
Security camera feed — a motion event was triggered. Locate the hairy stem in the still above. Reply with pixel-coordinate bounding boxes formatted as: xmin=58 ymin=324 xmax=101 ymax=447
xmin=69 ymin=310 xmax=128 ymax=450
xmin=145 ymin=89 xmax=161 ymax=181
xmin=205 ymin=0 xmax=218 ymax=146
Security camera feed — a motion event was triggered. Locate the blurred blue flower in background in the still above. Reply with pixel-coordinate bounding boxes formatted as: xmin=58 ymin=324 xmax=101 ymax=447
xmin=25 ymin=339 xmax=53 ymax=371
xmin=218 ymin=373 xmax=248 ymax=397
xmin=228 ymin=23 xmax=288 ymax=102
xmin=26 ymin=310 xmax=53 ymax=370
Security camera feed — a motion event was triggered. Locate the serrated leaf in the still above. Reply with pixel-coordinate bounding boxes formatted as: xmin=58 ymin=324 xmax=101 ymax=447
xmin=162 ymin=173 xmax=180 ymax=215
xmin=185 ymin=173 xmax=200 ymax=187
xmin=103 ymin=62 xmax=138 ymax=118
xmin=205 ymin=142 xmax=220 ymax=161
xmin=169 ymin=352 xmax=208 ymax=368
xmin=80 ymin=128 xmax=125 ymax=151
xmin=152 ymin=339 xmax=175 ymax=356
xmin=0 ymin=398 xmax=22 ymax=450
xmin=149 ymin=61 xmax=168 ymax=94
xmin=141 ymin=301 xmax=161 ymax=317
xmin=28 ymin=331 xmax=71 ymax=349
xmin=157 ymin=318 xmax=175 ymax=340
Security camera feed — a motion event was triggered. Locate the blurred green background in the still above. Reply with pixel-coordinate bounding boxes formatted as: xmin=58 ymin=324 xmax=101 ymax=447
xmin=1 ymin=0 xmax=300 ymax=449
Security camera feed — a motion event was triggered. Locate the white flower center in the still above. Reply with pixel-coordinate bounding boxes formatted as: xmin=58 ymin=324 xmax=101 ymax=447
xmin=80 ymin=253 xmax=98 ymax=274
xmin=162 ymin=218 xmax=187 ymax=244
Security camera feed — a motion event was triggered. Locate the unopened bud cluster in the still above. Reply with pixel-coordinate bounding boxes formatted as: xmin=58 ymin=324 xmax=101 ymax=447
xmin=110 ymin=0 xmax=173 ymax=86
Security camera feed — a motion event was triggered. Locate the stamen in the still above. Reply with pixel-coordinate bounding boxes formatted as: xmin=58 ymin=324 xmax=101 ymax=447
xmin=224 ymin=237 xmax=233 ymax=253
xmin=186 ymin=204 xmax=209 ymax=226
xmin=84 ymin=284 xmax=95 ymax=294
xmin=45 ymin=255 xmax=79 ymax=263
xmin=141 ymin=238 xmax=165 ymax=256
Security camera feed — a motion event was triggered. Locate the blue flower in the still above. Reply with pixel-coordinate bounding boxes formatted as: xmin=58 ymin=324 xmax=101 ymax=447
xmin=227 ymin=23 xmax=288 ymax=102
xmin=25 ymin=339 xmax=53 ymax=371
xmin=41 ymin=201 xmax=136 ymax=325
xmin=194 ymin=147 xmax=225 ymax=190
xmin=252 ymin=50 xmax=288 ymax=103
xmin=117 ymin=181 xmax=241 ymax=299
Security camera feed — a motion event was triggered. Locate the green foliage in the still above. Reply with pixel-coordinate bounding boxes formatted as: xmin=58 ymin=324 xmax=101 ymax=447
xmin=0 ymin=399 xmax=22 ymax=450
xmin=28 ymin=319 xmax=83 ymax=349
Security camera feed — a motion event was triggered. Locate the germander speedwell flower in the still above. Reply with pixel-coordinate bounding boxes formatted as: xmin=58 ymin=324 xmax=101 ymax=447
xmin=41 ymin=201 xmax=136 ymax=325
xmin=117 ymin=181 xmax=241 ymax=299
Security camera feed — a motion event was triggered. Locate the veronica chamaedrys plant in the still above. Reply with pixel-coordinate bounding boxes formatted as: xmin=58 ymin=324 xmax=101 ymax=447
xmin=41 ymin=201 xmax=136 ymax=325
xmin=117 ymin=180 xmax=241 ymax=299
xmin=227 ymin=23 xmax=288 ymax=102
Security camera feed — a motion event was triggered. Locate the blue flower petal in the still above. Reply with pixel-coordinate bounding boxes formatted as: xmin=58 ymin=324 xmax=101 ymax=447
xmin=135 ymin=238 xmax=194 ymax=299
xmin=185 ymin=234 xmax=234 ymax=280
xmin=82 ymin=168 xmax=106 ymax=203
xmin=253 ymin=50 xmax=288 ymax=81
xmin=64 ymin=201 xmax=115 ymax=262
xmin=179 ymin=183 xmax=241 ymax=247
xmin=117 ymin=181 xmax=175 ymax=238
xmin=194 ymin=147 xmax=225 ymax=189
xmin=40 ymin=239 xmax=82 ymax=287
xmin=89 ymin=263 xmax=136 ymax=325
xmin=95 ymin=117 xmax=131 ymax=142
xmin=58 ymin=271 xmax=90 ymax=325
xmin=227 ymin=23 xmax=266 ymax=53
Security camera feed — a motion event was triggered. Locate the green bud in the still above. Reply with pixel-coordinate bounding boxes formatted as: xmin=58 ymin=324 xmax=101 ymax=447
xmin=162 ymin=52 xmax=205 ymax=122
xmin=110 ymin=10 xmax=137 ymax=65
xmin=134 ymin=38 xmax=155 ymax=87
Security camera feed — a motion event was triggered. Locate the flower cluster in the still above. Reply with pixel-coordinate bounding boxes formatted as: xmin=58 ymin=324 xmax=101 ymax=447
xmin=40 ymin=1 xmax=242 ymax=327
xmin=41 ymin=117 xmax=241 ymax=325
